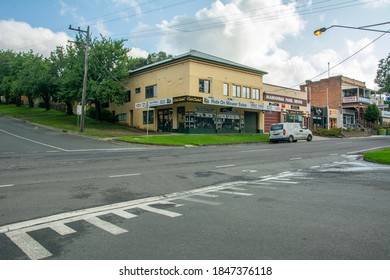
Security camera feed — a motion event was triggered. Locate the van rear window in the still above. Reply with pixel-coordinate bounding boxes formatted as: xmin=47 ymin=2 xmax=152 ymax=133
xmin=271 ymin=124 xmax=283 ymax=131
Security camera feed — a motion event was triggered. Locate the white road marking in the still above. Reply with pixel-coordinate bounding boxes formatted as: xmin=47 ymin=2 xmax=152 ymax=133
xmin=0 ymin=128 xmax=68 ymax=151
xmin=137 ymin=204 xmax=182 ymax=218
xmin=85 ymin=217 xmax=128 ymax=235
xmin=0 ymin=184 xmax=14 ymax=188
xmin=240 ymin=149 xmax=271 ymax=153
xmin=179 ymin=197 xmax=222 ymax=206
xmin=290 ymin=157 xmax=302 ymax=161
xmin=67 ymin=148 xmax=146 ymax=152
xmin=329 ymin=153 xmax=339 ymax=156
xmin=216 ymin=190 xmax=253 ymax=196
xmin=109 ymin=173 xmax=141 ymax=178
xmin=5 ymin=231 xmax=52 ymax=260
xmin=226 ymin=186 xmax=247 ymax=191
xmin=195 ymin=193 xmax=219 ymax=198
xmin=215 ymin=164 xmax=236 ymax=168
xmin=242 ymin=169 xmax=258 ymax=173
xmin=347 ymin=145 xmax=390 ymax=155
xmin=269 ymin=180 xmax=298 ymax=184
xmin=112 ymin=210 xmax=137 ymax=219
xmin=50 ymin=223 xmax=77 ymax=235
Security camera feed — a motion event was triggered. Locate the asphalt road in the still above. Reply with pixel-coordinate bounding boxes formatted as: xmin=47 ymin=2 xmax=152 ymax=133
xmin=1 ymin=115 xmax=390 ymax=260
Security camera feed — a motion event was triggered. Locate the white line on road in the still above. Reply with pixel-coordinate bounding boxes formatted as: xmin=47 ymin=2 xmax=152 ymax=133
xmin=240 ymin=149 xmax=271 ymax=153
xmin=290 ymin=157 xmax=302 ymax=161
xmin=0 ymin=128 xmax=68 ymax=151
xmin=137 ymin=204 xmax=182 ymax=218
xmin=50 ymin=223 xmax=77 ymax=235
xmin=347 ymin=145 xmax=390 ymax=155
xmin=215 ymin=164 xmax=236 ymax=168
xmin=329 ymin=153 xmax=339 ymax=156
xmin=109 ymin=173 xmax=141 ymax=178
xmin=5 ymin=231 xmax=52 ymax=260
xmin=178 ymin=197 xmax=222 ymax=206
xmin=0 ymin=184 xmax=14 ymax=188
xmin=216 ymin=190 xmax=253 ymax=196
xmin=85 ymin=216 xmax=128 ymax=235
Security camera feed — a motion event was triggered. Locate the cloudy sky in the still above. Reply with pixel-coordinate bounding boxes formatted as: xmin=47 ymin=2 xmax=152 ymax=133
xmin=1 ymin=0 xmax=389 ymax=89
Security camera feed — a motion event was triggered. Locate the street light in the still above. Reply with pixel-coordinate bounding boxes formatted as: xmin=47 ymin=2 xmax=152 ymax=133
xmin=314 ymin=21 xmax=390 ymax=36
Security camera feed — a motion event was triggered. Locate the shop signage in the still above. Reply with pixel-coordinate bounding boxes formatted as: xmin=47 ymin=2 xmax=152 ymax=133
xmin=203 ymin=97 xmax=280 ymax=112
xmin=359 ymin=97 xmax=371 ymax=104
xmin=290 ymin=105 xmax=300 ymax=110
xmin=173 ymin=95 xmax=203 ymax=103
xmin=329 ymin=109 xmax=338 ymax=116
xmin=382 ymin=111 xmax=390 ymax=118
xmin=135 ymin=98 xmax=172 ymax=109
xmin=263 ymin=93 xmax=307 ymax=106
xmin=342 ymin=96 xmax=372 ymax=104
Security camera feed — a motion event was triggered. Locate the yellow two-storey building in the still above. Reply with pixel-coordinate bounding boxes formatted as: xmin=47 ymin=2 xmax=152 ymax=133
xmin=110 ymin=50 xmax=307 ymax=134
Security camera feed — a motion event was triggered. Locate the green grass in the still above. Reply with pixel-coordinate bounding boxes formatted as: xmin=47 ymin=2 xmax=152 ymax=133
xmin=0 ymin=104 xmax=139 ymax=138
xmin=363 ymin=148 xmax=390 ymax=165
xmin=119 ymin=133 xmax=270 ymax=146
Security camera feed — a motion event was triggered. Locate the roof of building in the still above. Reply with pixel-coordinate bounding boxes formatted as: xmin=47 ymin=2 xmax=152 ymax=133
xmin=129 ymin=50 xmax=268 ymax=76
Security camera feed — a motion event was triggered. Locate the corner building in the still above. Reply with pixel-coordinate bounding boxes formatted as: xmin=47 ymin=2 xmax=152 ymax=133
xmin=110 ymin=50 xmax=309 ymax=134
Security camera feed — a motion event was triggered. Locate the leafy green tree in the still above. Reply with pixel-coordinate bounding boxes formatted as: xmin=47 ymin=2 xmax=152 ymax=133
xmin=146 ymin=51 xmax=172 ymax=65
xmin=365 ymin=104 xmax=380 ymax=123
xmin=50 ymin=44 xmax=84 ymax=115
xmin=86 ymin=36 xmax=130 ymax=121
xmin=375 ymin=53 xmax=390 ymax=94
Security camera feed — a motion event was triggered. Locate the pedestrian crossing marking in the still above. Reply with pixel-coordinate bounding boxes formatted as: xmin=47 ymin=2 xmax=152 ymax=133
xmin=1 ymin=170 xmax=312 ymax=259
xmin=137 ymin=204 xmax=182 ymax=218
xmin=5 ymin=231 xmax=52 ymax=260
xmin=178 ymin=197 xmax=222 ymax=206
xmin=85 ymin=217 xmax=128 ymax=235
xmin=216 ymin=190 xmax=253 ymax=196
xmin=50 ymin=223 xmax=77 ymax=235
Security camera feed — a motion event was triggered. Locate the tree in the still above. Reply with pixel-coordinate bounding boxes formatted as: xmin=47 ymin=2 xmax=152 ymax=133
xmin=50 ymin=44 xmax=84 ymax=115
xmin=86 ymin=35 xmax=130 ymax=121
xmin=375 ymin=53 xmax=390 ymax=94
xmin=0 ymin=50 xmax=17 ymax=103
xmin=365 ymin=104 xmax=380 ymax=123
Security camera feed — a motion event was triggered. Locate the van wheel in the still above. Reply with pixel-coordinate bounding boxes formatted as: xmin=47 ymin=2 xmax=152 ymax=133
xmin=307 ymin=134 xmax=313 ymax=142
xmin=288 ymin=135 xmax=294 ymax=143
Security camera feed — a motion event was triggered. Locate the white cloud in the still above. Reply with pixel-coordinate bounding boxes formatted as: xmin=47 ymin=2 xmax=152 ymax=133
xmin=362 ymin=0 xmax=390 ymax=7
xmin=156 ymin=0 xmax=306 ymax=86
xmin=0 ymin=19 xmax=70 ymax=56
xmin=153 ymin=0 xmax=381 ymax=89
xmin=111 ymin=0 xmax=142 ymax=15
xmin=128 ymin=47 xmax=148 ymax=58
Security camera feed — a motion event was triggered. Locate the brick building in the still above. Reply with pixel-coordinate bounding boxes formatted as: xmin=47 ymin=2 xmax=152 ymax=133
xmin=301 ymin=75 xmax=375 ymax=130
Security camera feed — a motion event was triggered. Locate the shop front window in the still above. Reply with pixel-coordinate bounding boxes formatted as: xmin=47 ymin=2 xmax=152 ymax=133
xmin=186 ymin=107 xmax=216 ymax=130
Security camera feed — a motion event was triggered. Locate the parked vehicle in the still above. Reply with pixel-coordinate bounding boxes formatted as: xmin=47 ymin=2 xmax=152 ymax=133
xmin=269 ymin=122 xmax=313 ymax=143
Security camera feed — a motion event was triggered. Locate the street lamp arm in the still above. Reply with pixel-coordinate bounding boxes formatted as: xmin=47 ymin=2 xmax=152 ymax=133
xmin=314 ymin=22 xmax=390 ymax=36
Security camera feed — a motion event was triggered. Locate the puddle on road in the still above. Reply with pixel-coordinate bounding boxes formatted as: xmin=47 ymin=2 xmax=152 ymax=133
xmin=319 ymin=155 xmax=390 ymax=173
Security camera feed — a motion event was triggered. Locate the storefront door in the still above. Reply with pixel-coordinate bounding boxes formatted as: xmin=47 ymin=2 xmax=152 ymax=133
xmin=158 ymin=108 xmax=173 ymax=132
xmin=244 ymin=111 xmax=258 ymax=133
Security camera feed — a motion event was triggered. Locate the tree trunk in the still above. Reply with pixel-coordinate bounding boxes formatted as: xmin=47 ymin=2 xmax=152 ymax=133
xmin=28 ymin=96 xmax=34 ymax=107
xmin=95 ymin=100 xmax=102 ymax=122
xmin=66 ymin=101 xmax=73 ymax=115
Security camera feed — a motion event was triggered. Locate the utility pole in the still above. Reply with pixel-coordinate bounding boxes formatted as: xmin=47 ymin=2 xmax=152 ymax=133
xmin=69 ymin=25 xmax=90 ymax=132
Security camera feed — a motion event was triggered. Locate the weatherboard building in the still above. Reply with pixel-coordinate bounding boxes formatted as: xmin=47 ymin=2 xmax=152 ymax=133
xmin=110 ymin=50 xmax=310 ymax=134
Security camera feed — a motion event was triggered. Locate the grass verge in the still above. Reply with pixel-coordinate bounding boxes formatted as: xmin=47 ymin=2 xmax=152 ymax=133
xmin=363 ymin=148 xmax=390 ymax=165
xmin=119 ymin=134 xmax=270 ymax=146
xmin=0 ymin=104 xmax=140 ymax=138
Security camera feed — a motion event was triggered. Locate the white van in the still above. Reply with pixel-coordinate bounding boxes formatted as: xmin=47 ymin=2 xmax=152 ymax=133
xmin=269 ymin=123 xmax=313 ymax=143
